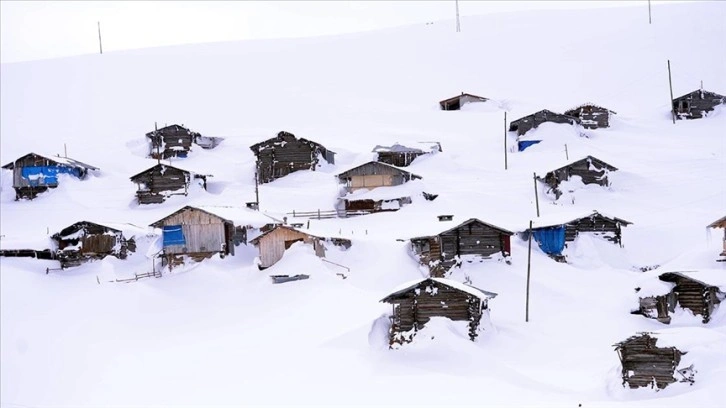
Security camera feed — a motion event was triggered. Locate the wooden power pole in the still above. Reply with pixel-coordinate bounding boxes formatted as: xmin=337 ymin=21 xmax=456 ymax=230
xmin=668 ymin=59 xmax=676 ymax=124
xmin=526 ymin=220 xmax=533 ymax=322
xmin=648 ymin=0 xmax=652 ymax=24
xmin=98 ymin=22 xmax=103 ymax=54
xmin=504 ymin=111 xmax=508 ymax=170
xmin=533 ymin=173 xmax=540 ymax=217
xmin=455 ymin=0 xmax=461 ymax=33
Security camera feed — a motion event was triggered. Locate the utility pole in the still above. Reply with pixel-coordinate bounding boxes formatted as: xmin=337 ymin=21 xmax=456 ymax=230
xmin=525 ymin=220 xmax=533 ymax=322
xmin=504 ymin=111 xmax=508 ymax=170
xmin=97 ymin=22 xmax=103 ymax=54
xmin=64 ymin=143 xmax=67 ymax=158
xmin=254 ymin=170 xmax=260 ymax=210
xmin=648 ymin=0 xmax=652 ymax=25
xmin=564 ymin=144 xmax=569 ymax=160
xmin=533 ymin=173 xmax=540 ymax=217
xmin=455 ymin=0 xmax=461 ymax=33
xmin=668 ymin=60 xmax=676 ymax=124
xmin=155 ymin=122 xmax=161 ymax=164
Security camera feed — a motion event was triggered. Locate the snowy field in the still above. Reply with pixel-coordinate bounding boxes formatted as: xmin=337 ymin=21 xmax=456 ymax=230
xmin=1 ymin=2 xmax=726 ymax=407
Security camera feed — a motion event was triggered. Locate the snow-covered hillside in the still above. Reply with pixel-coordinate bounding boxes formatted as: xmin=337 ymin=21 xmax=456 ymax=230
xmin=1 ymin=2 xmax=725 ymax=407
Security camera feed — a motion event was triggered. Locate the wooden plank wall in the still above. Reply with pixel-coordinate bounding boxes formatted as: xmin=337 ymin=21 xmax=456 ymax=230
xmin=133 ymin=166 xmax=190 ymax=204
xmin=377 ymin=152 xmax=426 ymax=167
xmin=256 ymin=228 xmax=325 ymax=268
xmin=156 ymin=209 xmax=228 ymax=255
xmin=617 ymin=335 xmax=682 ymax=389
xmin=438 ymin=223 xmax=509 ymax=270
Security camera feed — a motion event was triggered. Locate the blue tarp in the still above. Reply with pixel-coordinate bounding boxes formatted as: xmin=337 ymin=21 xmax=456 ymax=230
xmin=162 ymin=225 xmax=186 ymax=246
xmin=21 ymin=166 xmax=81 ymax=186
xmin=532 ymin=226 xmax=566 ymax=255
xmin=518 ymin=140 xmax=542 ymax=152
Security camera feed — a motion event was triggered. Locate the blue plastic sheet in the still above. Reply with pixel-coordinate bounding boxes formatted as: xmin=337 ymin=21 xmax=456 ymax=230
xmin=518 ymin=140 xmax=542 ymax=151
xmin=21 ymin=166 xmax=81 ymax=186
xmin=532 ymin=226 xmax=566 ymax=255
xmin=162 ymin=225 xmax=185 ymax=246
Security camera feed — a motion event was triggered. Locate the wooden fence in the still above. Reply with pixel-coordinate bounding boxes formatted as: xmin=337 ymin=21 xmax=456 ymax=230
xmin=287 ymin=209 xmax=371 ymax=220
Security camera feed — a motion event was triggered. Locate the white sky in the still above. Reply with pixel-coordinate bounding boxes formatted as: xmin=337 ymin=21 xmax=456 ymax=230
xmin=1 ymin=1 xmax=659 ymax=64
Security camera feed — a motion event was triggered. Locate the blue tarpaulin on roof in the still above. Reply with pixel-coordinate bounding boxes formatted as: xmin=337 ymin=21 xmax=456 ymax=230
xmin=532 ymin=226 xmax=566 ymax=255
xmin=162 ymin=225 xmax=185 ymax=246
xmin=518 ymin=140 xmax=542 ymax=152
xmin=21 ymin=166 xmax=81 ymax=186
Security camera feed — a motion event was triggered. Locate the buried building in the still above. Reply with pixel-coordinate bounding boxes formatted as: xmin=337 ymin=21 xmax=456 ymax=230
xmin=381 ymin=277 xmax=497 ymax=346
xmin=249 ymin=225 xmax=351 ymax=269
xmin=336 ymin=161 xmax=423 ymax=214
xmin=614 ymin=333 xmax=691 ymax=390
xmin=537 ymin=155 xmax=618 ymax=199
xmin=2 ymin=152 xmax=99 ymax=200
xmin=129 ymin=163 xmax=212 ymax=205
xmin=250 ymin=131 xmax=335 ymax=184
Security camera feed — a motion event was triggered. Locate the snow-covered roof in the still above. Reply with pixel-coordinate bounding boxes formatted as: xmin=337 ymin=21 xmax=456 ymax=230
xmin=340 ymin=179 xmax=425 ymax=202
xmin=149 ymin=205 xmax=275 ymax=228
xmin=381 ymin=277 xmax=498 ymax=303
xmin=708 ymin=215 xmax=726 ymax=228
xmin=635 ymin=269 xmax=726 ymax=297
xmin=439 ymin=92 xmax=488 ymax=104
xmin=249 ymin=224 xmax=350 ymax=246
xmin=563 ymin=102 xmax=617 ymax=115
xmin=129 ymin=163 xmax=212 ymax=180
xmin=537 ymin=155 xmax=618 ymax=177
xmin=523 ymin=209 xmax=632 ymax=231
xmin=53 ymin=221 xmax=150 ymax=239
xmin=336 ymin=161 xmax=421 ymax=179
xmin=409 ymin=217 xmax=514 ymax=241
xmin=372 ymin=142 xmax=441 ymax=154
xmin=2 ymin=152 xmax=99 ymax=171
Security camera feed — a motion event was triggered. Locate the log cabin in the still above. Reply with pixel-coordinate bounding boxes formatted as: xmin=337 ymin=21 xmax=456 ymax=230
xmin=509 ymin=109 xmax=580 ymax=136
xmin=613 ymin=333 xmax=685 ymax=389
xmin=707 ymin=215 xmax=726 ymax=261
xmin=410 ymin=218 xmax=513 ymax=277
xmin=146 ymin=124 xmax=199 ymax=159
xmin=634 ymin=271 xmax=726 ymax=324
xmin=249 ymin=225 xmax=351 ymax=269
xmin=672 ymin=89 xmax=725 ymax=120
xmin=129 ymin=163 xmax=211 ymax=205
xmin=336 ymin=161 xmax=422 ymax=213
xmin=538 ymin=155 xmax=618 ymax=199
xmin=372 ymin=142 xmax=442 ymax=167
xmin=250 ymin=131 xmax=335 ymax=184
xmin=150 ymin=206 xmax=247 ymax=266
xmin=564 ymin=103 xmax=616 ymax=129
xmin=381 ymin=277 xmax=497 ymax=345
xmin=521 ymin=211 xmax=632 ymax=258
xmin=51 ymin=221 xmax=139 ymax=268
xmin=439 ymin=92 xmax=489 ymax=111
xmin=2 ymin=152 xmax=98 ymax=200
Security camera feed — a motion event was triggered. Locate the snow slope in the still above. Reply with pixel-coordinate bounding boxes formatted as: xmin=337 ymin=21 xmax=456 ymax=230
xmin=1 ymin=2 xmax=725 ymax=407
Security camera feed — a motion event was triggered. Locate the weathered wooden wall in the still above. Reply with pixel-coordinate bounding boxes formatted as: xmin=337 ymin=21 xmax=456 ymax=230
xmin=252 ymin=132 xmax=334 ymax=184
xmin=660 ymin=274 xmax=722 ymax=323
xmin=338 ymin=162 xmax=416 ymax=192
xmin=543 ymin=157 xmax=615 ymax=197
xmin=565 ymin=106 xmax=611 ymax=129
xmin=131 ymin=165 xmax=191 ymax=205
xmin=510 ymin=110 xmax=579 ymax=136
xmin=148 ymin=125 xmax=196 ymax=159
xmin=673 ymin=91 xmax=726 ymax=119
xmin=615 ymin=334 xmax=683 ymax=389
xmin=156 ymin=208 xmax=230 ymax=256
xmin=564 ymin=215 xmax=624 ymax=245
xmin=377 ymin=151 xmax=426 ymax=167
xmin=255 ymin=228 xmax=326 ymax=268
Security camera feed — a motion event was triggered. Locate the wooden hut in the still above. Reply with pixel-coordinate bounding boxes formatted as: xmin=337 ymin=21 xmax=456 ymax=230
xmin=381 ymin=277 xmax=497 ymax=345
xmin=564 ymin=103 xmax=616 ymax=129
xmin=439 ymin=92 xmax=489 ymax=111
xmin=336 ymin=161 xmax=422 ymax=213
xmin=51 ymin=221 xmax=138 ymax=268
xmin=249 ymin=225 xmax=351 ymax=269
xmin=672 ymin=89 xmax=726 ymax=120
xmin=146 ymin=124 xmax=200 ymax=159
xmin=538 ymin=155 xmax=618 ymax=199
xmin=250 ymin=131 xmax=335 ymax=184
xmin=707 ymin=215 xmax=726 ymax=261
xmin=150 ymin=206 xmax=244 ymax=266
xmin=2 ymin=152 xmax=98 ymax=200
xmin=634 ymin=271 xmax=726 ymax=324
xmin=522 ymin=211 xmax=632 ymax=258
xmin=372 ymin=142 xmax=442 ymax=167
xmin=129 ymin=163 xmax=211 ymax=205
xmin=410 ymin=218 xmax=513 ymax=277
xmin=509 ymin=109 xmax=580 ymax=136
xmin=614 ymin=333 xmax=685 ymax=389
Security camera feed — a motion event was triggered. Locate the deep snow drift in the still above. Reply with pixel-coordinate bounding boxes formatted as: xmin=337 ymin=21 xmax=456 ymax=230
xmin=1 ymin=2 xmax=725 ymax=407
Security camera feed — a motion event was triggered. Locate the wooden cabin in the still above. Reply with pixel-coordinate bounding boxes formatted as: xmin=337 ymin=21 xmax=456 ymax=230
xmin=129 ymin=163 xmax=211 ymax=205
xmin=150 ymin=206 xmax=244 ymax=266
xmin=564 ymin=103 xmax=616 ymax=129
xmin=146 ymin=124 xmax=200 ymax=159
xmin=538 ymin=155 xmax=618 ymax=199
xmin=2 ymin=152 xmax=98 ymax=200
xmin=51 ymin=221 xmax=137 ymax=268
xmin=249 ymin=225 xmax=351 ymax=269
xmin=336 ymin=161 xmax=422 ymax=213
xmin=372 ymin=142 xmax=442 ymax=167
xmin=634 ymin=271 xmax=725 ymax=324
xmin=439 ymin=92 xmax=489 ymax=111
xmin=250 ymin=131 xmax=335 ymax=184
xmin=672 ymin=89 xmax=726 ymax=120
xmin=614 ymin=333 xmax=685 ymax=389
xmin=410 ymin=218 xmax=513 ymax=277
xmin=707 ymin=215 xmax=726 ymax=261
xmin=381 ymin=277 xmax=497 ymax=345
xmin=523 ymin=211 xmax=632 ymax=258
xmin=509 ymin=109 xmax=580 ymax=136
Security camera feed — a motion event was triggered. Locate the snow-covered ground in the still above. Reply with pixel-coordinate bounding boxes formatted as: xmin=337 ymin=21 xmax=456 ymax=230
xmin=1 ymin=2 xmax=725 ymax=407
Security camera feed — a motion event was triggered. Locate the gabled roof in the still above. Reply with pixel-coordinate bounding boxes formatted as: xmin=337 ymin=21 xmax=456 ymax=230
xmin=564 ymin=103 xmax=617 ymax=115
xmin=249 ymin=131 xmax=334 ymax=155
xmin=410 ymin=218 xmax=513 ymax=240
xmin=248 ymin=224 xmax=350 ymax=246
xmin=659 ymin=271 xmax=726 ymax=291
xmin=129 ymin=163 xmax=211 ymax=181
xmin=672 ymin=89 xmax=726 ymax=102
xmin=145 ymin=124 xmax=197 ymax=138
xmin=541 ymin=155 xmax=618 ymax=176
xmin=439 ymin=92 xmax=488 ymax=105
xmin=381 ymin=277 xmax=498 ymax=303
xmin=510 ymin=109 xmax=580 ymax=127
xmin=336 ymin=161 xmax=422 ymax=179
xmin=707 ymin=215 xmax=726 ymax=229
xmin=2 ymin=152 xmax=99 ymax=171
xmin=528 ymin=210 xmax=632 ymax=230
xmin=51 ymin=221 xmax=122 ymax=241
xmin=149 ymin=205 xmax=233 ymax=228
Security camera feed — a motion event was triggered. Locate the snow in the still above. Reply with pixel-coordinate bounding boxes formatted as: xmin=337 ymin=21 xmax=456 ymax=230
xmin=2 ymin=1 xmax=726 ymax=407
